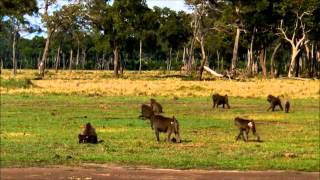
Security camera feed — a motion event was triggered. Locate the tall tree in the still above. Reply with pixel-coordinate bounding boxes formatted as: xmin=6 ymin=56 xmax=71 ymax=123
xmin=0 ymin=0 xmax=37 ymax=75
xmin=39 ymin=0 xmax=83 ymax=77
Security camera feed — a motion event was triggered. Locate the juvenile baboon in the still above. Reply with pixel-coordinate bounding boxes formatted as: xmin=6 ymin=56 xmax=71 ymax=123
xmin=212 ymin=93 xmax=230 ymax=109
xmin=267 ymin=95 xmax=283 ymax=111
xmin=150 ymin=98 xmax=163 ymax=114
xmin=139 ymin=104 xmax=154 ymax=120
xmin=151 ymin=115 xmax=181 ymax=143
xmin=234 ymin=117 xmax=260 ymax=142
xmin=285 ymin=101 xmax=290 ymax=113
xmin=78 ymin=123 xmax=98 ymax=144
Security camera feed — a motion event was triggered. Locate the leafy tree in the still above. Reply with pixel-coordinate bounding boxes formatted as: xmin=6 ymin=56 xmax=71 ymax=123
xmin=0 ymin=0 xmax=37 ymax=75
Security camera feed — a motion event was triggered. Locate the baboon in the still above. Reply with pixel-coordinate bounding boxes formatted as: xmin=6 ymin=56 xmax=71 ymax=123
xmin=234 ymin=117 xmax=260 ymax=142
xmin=267 ymin=95 xmax=283 ymax=111
xmin=139 ymin=104 xmax=154 ymax=120
xmin=150 ymin=98 xmax=163 ymax=114
xmin=151 ymin=115 xmax=181 ymax=143
xmin=78 ymin=123 xmax=98 ymax=144
xmin=285 ymin=101 xmax=290 ymax=113
xmin=212 ymin=93 xmax=230 ymax=109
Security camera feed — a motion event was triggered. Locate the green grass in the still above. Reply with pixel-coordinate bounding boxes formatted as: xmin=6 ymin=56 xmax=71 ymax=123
xmin=0 ymin=94 xmax=319 ymax=171
xmin=0 ymin=78 xmax=33 ymax=89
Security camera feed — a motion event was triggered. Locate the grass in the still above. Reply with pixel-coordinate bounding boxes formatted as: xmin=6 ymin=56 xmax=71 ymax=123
xmin=0 ymin=69 xmax=319 ymax=99
xmin=0 ymin=69 xmax=319 ymax=171
xmin=0 ymin=94 xmax=319 ymax=171
xmin=0 ymin=78 xmax=33 ymax=89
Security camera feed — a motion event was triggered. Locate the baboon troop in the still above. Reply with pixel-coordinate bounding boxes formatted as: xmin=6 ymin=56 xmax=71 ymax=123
xmin=151 ymin=115 xmax=181 ymax=143
xmin=77 ymin=94 xmax=294 ymax=145
xmin=78 ymin=122 xmax=98 ymax=144
xmin=150 ymin=98 xmax=163 ymax=114
xmin=212 ymin=93 xmax=230 ymax=109
xmin=234 ymin=117 xmax=260 ymax=142
xmin=267 ymin=95 xmax=283 ymax=111
xmin=285 ymin=101 xmax=290 ymax=113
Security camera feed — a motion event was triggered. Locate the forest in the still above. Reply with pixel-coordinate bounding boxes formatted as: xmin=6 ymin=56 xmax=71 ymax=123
xmin=1 ymin=0 xmax=319 ymax=80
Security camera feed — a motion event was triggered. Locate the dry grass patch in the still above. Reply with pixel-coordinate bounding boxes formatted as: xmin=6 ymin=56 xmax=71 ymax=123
xmin=1 ymin=70 xmax=319 ymax=99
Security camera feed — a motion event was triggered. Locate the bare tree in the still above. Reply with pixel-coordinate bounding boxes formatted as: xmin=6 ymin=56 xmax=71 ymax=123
xmin=277 ymin=11 xmax=311 ymax=78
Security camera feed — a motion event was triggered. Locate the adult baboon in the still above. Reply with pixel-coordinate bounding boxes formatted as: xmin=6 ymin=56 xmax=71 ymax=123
xmin=151 ymin=115 xmax=181 ymax=143
xmin=267 ymin=95 xmax=283 ymax=111
xmin=212 ymin=93 xmax=230 ymax=109
xmin=78 ymin=122 xmax=98 ymax=144
xmin=234 ymin=117 xmax=260 ymax=142
xmin=150 ymin=98 xmax=163 ymax=114
xmin=139 ymin=104 xmax=154 ymax=120
xmin=285 ymin=101 xmax=290 ymax=113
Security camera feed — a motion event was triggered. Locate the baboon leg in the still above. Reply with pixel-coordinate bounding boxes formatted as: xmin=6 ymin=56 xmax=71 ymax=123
xmin=245 ymin=129 xmax=250 ymax=141
xmin=267 ymin=106 xmax=272 ymax=111
xmin=272 ymin=105 xmax=275 ymax=111
xmin=167 ymin=129 xmax=172 ymax=142
xmin=150 ymin=120 xmax=154 ymax=130
xmin=236 ymin=131 xmax=242 ymax=141
xmin=223 ymin=103 xmax=225 ymax=108
xmin=252 ymin=131 xmax=260 ymax=141
xmin=279 ymin=104 xmax=283 ymax=111
xmin=155 ymin=129 xmax=160 ymax=142
xmin=242 ymin=130 xmax=248 ymax=142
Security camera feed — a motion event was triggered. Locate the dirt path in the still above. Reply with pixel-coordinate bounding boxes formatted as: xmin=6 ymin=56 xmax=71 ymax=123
xmin=1 ymin=165 xmax=319 ymax=180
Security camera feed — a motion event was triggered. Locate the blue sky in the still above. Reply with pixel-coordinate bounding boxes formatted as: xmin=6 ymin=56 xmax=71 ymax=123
xmin=22 ymin=0 xmax=191 ymax=39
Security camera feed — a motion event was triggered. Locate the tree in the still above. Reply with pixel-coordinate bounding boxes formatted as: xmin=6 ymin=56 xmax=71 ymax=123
xmin=186 ymin=0 xmax=220 ymax=80
xmin=39 ymin=0 xmax=83 ymax=77
xmin=0 ymin=0 xmax=37 ymax=75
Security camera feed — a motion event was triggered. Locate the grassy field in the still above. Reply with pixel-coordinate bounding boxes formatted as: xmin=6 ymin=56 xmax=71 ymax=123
xmin=0 ymin=70 xmax=319 ymax=171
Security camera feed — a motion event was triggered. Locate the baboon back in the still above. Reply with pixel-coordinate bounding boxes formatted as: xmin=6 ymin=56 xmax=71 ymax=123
xmin=212 ymin=93 xmax=230 ymax=108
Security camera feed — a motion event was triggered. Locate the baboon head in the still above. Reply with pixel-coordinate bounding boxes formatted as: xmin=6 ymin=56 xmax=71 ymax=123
xmin=140 ymin=104 xmax=154 ymax=119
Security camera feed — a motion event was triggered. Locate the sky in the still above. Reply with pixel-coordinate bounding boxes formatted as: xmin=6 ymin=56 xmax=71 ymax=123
xmin=21 ymin=0 xmax=191 ymax=39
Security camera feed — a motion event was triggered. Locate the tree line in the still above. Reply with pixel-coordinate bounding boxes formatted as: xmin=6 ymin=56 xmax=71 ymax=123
xmin=0 ymin=0 xmax=319 ymax=79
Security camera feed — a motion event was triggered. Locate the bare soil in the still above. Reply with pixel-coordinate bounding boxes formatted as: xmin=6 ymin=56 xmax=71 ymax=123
xmin=1 ymin=165 xmax=319 ymax=180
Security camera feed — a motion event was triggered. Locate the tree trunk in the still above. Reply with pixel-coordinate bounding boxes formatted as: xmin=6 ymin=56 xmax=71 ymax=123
xmin=216 ymin=51 xmax=220 ymax=72
xmin=246 ymin=33 xmax=254 ymax=75
xmin=81 ymin=48 xmax=86 ymax=69
xmin=69 ymin=49 xmax=73 ymax=71
xmin=288 ymin=47 xmax=300 ymax=78
xmin=259 ymin=49 xmax=267 ymax=78
xmin=139 ymin=39 xmax=142 ymax=73
xmin=198 ymin=37 xmax=207 ymax=81
xmin=55 ymin=45 xmax=61 ymax=73
xmin=270 ymin=43 xmax=281 ymax=78
xmin=113 ymin=45 xmax=119 ymax=77
xmin=62 ymin=53 xmax=65 ymax=70
xmin=12 ymin=29 xmax=17 ymax=75
xmin=76 ymin=39 xmax=80 ymax=69
xmin=182 ymin=47 xmax=186 ymax=66
xmin=188 ymin=38 xmax=195 ymax=73
xmin=119 ymin=53 xmax=124 ymax=75
xmin=39 ymin=29 xmax=52 ymax=77
xmin=231 ymin=27 xmax=240 ymax=71
xmin=0 ymin=58 xmax=3 ymax=74
xmin=167 ymin=48 xmax=172 ymax=72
